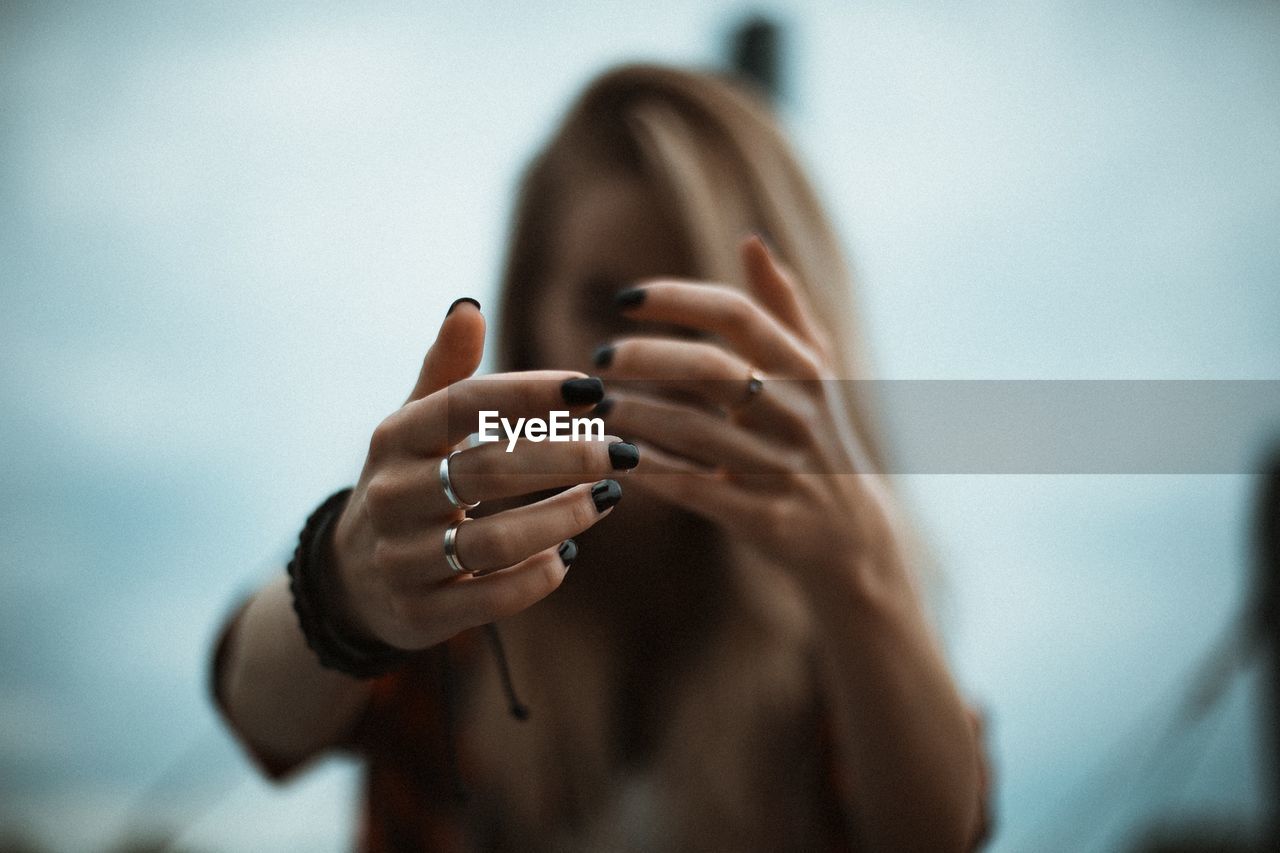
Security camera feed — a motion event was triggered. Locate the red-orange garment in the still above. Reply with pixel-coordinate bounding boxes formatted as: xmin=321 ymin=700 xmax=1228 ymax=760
xmin=212 ymin=607 xmax=993 ymax=851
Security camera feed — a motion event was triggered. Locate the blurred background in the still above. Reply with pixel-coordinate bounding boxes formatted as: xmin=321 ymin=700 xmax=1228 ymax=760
xmin=2 ymin=1 xmax=1278 ymax=850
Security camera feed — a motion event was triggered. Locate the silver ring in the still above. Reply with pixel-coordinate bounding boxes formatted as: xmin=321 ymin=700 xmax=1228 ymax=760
xmin=439 ymin=449 xmax=480 ymax=510
xmin=443 ymin=518 xmax=474 ymax=576
xmin=735 ymin=369 xmax=764 ymax=409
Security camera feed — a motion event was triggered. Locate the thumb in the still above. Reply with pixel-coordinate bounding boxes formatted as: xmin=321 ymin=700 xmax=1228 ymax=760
xmin=405 ymin=297 xmax=486 ymax=404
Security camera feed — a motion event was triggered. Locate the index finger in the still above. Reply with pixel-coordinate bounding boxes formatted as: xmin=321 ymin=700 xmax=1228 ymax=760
xmin=616 ymin=279 xmax=815 ymax=375
xmin=381 ymin=371 xmax=606 ymax=457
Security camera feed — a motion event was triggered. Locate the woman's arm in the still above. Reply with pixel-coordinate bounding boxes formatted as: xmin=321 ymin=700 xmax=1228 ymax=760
xmin=801 ymin=486 xmax=983 ymax=851
xmin=216 ymin=575 xmax=374 ymax=772
xmin=592 ymin=236 xmax=986 ymax=849
xmin=215 ymin=299 xmax=636 ymax=774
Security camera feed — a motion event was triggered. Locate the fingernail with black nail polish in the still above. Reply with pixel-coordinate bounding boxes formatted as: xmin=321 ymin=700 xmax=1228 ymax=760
xmin=608 ymin=441 xmax=639 ymax=471
xmin=592 ymin=397 xmax=614 ymax=418
xmin=447 ymin=297 xmax=481 ymax=315
xmin=561 ymin=376 xmax=604 ymax=405
xmin=614 ymin=288 xmax=646 ymax=309
xmin=558 ymin=539 xmax=578 ymax=568
xmin=591 ymin=479 xmax=622 ymax=512
xmin=592 ymin=344 xmax=615 ymax=368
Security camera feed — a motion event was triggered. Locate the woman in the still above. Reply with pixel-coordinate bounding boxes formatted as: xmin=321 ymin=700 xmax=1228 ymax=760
xmin=214 ymin=64 xmax=991 ymax=851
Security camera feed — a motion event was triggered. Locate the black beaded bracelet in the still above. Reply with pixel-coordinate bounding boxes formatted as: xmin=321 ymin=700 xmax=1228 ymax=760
xmin=287 ymin=488 xmax=413 ymax=678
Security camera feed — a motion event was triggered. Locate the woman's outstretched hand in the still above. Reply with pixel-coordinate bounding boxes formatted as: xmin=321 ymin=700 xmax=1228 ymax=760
xmin=594 ymin=236 xmax=906 ymax=588
xmin=328 ymin=300 xmax=636 ymax=651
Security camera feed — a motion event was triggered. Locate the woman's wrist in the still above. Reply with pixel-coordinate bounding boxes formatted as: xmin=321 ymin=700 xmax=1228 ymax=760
xmin=325 ymin=494 xmax=385 ymax=647
xmin=287 ymin=488 xmax=414 ymax=678
xmin=794 ymin=510 xmax=918 ymax=629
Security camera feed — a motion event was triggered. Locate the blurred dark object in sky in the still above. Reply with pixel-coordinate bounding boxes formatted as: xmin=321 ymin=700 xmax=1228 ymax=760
xmin=729 ymin=14 xmax=782 ymax=102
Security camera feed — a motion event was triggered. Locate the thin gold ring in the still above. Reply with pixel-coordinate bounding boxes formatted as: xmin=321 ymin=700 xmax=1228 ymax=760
xmin=443 ymin=517 xmax=474 ymax=576
xmin=439 ymin=449 xmax=480 ymax=510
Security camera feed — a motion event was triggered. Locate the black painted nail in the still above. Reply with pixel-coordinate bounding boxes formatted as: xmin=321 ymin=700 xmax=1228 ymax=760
xmin=608 ymin=441 xmax=639 ymax=471
xmin=561 ymin=377 xmax=604 ymax=405
xmin=614 ymin=288 xmax=646 ymax=309
xmin=592 ymin=397 xmax=614 ymax=418
xmin=591 ymin=479 xmax=622 ymax=512
xmin=447 ymin=297 xmax=481 ymax=315
xmin=592 ymin=344 xmax=615 ymax=368
xmin=558 ymin=539 xmax=578 ymax=568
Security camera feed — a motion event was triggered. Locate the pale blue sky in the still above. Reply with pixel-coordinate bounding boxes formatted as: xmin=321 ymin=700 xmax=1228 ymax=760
xmin=2 ymin=2 xmax=1278 ymax=850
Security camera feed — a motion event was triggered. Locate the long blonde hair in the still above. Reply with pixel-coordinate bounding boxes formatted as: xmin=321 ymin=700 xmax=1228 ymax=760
xmin=496 ymin=63 xmax=890 ymax=476
xmin=469 ymin=67 xmax=949 ymax=840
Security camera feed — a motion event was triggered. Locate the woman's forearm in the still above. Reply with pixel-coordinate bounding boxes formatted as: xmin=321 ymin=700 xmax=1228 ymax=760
xmin=218 ymin=575 xmax=373 ymax=769
xmin=805 ymin=554 xmax=984 ymax=852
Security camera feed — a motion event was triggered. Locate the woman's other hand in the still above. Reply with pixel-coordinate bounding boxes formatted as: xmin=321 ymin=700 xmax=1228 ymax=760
xmin=593 ymin=236 xmax=905 ymax=589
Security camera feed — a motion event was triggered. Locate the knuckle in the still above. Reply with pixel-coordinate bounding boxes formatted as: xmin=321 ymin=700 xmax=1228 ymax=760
xmin=613 ymin=339 xmax=641 ymax=369
xmin=468 ymin=521 xmax=516 ymax=570
xmin=710 ymin=346 xmax=740 ymax=378
xmin=814 ymin=330 xmax=836 ymax=362
xmin=534 ymin=552 xmax=567 ymax=594
xmin=773 ymin=448 xmax=808 ymax=479
xmin=508 ymin=376 xmax=542 ymax=412
xmin=794 ymin=351 xmax=824 ymax=381
xmin=486 ymin=554 xmax=565 ymax=619
xmin=368 ymin=419 xmax=398 ymax=459
xmin=576 ymin=437 xmax=602 ymax=472
xmin=364 ymin=474 xmax=397 ymax=518
xmin=725 ymin=291 xmax=755 ymax=325
xmin=777 ymin=401 xmax=814 ymax=442
xmin=464 ymin=446 xmax=496 ymax=480
xmin=445 ymin=376 xmax=476 ymax=406
xmin=370 ymin=539 xmax=400 ymax=575
xmin=435 ymin=380 xmax=477 ymax=426
xmin=670 ymin=405 xmax=701 ymax=435
xmin=487 ymin=541 xmax=522 ymax=573
xmin=567 ymin=491 xmax=600 ymax=530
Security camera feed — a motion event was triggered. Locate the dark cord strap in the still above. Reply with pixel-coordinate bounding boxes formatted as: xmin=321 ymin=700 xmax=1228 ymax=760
xmin=485 ymin=623 xmax=530 ymax=721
